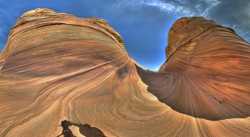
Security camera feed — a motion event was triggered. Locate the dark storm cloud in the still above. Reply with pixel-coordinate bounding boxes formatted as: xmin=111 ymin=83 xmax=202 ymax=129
xmin=0 ymin=0 xmax=249 ymax=70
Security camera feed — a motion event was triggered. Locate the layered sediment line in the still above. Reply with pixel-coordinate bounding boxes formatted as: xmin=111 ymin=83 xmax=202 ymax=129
xmin=0 ymin=9 xmax=249 ymax=137
xmin=139 ymin=17 xmax=250 ymax=121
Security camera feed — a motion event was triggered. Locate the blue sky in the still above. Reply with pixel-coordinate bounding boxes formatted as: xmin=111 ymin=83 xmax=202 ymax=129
xmin=0 ymin=0 xmax=249 ymax=70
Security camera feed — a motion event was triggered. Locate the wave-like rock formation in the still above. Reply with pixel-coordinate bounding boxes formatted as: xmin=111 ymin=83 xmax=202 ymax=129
xmin=0 ymin=8 xmax=249 ymax=137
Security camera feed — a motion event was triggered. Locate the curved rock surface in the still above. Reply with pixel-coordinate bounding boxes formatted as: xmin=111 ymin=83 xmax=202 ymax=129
xmin=0 ymin=9 xmax=249 ymax=137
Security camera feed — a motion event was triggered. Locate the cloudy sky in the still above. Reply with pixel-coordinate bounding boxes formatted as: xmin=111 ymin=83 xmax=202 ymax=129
xmin=0 ymin=0 xmax=249 ymax=70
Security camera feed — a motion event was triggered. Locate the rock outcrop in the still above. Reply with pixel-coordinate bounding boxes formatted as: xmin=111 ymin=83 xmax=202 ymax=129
xmin=139 ymin=17 xmax=250 ymax=120
xmin=0 ymin=9 xmax=249 ymax=137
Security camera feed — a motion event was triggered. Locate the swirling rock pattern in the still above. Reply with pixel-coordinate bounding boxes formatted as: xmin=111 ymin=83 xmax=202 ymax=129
xmin=0 ymin=9 xmax=249 ymax=137
xmin=139 ymin=17 xmax=250 ymax=121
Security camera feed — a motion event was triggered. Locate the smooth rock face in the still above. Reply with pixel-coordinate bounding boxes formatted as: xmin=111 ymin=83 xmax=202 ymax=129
xmin=140 ymin=17 xmax=250 ymax=121
xmin=0 ymin=9 xmax=249 ymax=137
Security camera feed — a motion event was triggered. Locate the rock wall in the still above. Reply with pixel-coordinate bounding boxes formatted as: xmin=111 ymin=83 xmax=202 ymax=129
xmin=0 ymin=9 xmax=249 ymax=137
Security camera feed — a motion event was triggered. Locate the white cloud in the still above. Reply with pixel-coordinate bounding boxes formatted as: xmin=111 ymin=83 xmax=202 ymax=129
xmin=143 ymin=0 xmax=221 ymax=16
xmin=201 ymin=0 xmax=221 ymax=16
xmin=141 ymin=0 xmax=195 ymax=15
xmin=113 ymin=0 xmax=221 ymax=17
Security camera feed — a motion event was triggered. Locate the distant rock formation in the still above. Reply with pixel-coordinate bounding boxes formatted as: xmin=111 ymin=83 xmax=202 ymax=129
xmin=138 ymin=17 xmax=250 ymax=120
xmin=0 ymin=8 xmax=249 ymax=137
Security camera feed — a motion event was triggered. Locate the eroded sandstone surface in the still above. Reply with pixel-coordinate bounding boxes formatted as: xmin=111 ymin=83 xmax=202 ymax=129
xmin=0 ymin=8 xmax=249 ymax=137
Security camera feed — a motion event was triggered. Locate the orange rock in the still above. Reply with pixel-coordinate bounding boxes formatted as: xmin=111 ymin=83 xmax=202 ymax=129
xmin=139 ymin=17 xmax=250 ymax=121
xmin=0 ymin=9 xmax=249 ymax=137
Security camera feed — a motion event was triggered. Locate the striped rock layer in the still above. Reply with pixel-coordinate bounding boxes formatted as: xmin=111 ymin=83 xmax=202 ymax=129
xmin=0 ymin=9 xmax=249 ymax=137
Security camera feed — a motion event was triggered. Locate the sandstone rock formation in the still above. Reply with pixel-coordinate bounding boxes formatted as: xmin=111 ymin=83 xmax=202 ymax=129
xmin=0 ymin=8 xmax=249 ymax=137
